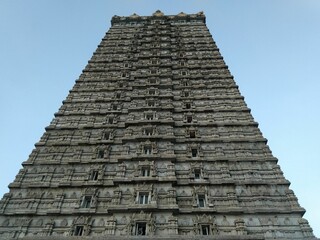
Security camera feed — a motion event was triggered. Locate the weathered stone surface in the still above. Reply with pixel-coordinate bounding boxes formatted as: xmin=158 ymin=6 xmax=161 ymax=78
xmin=0 ymin=11 xmax=316 ymax=239
xmin=21 ymin=236 xmax=265 ymax=240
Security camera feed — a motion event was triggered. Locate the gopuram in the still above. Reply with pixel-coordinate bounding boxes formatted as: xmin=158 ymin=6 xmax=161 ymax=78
xmin=0 ymin=11 xmax=316 ymax=240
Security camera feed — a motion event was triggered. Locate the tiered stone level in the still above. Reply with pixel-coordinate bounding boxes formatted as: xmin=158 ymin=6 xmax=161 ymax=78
xmin=0 ymin=11 xmax=315 ymax=240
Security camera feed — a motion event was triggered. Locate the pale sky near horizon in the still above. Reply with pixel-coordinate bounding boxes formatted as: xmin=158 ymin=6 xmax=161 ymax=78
xmin=0 ymin=0 xmax=319 ymax=236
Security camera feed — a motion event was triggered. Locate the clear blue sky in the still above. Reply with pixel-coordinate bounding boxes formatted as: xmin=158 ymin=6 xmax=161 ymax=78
xmin=0 ymin=0 xmax=319 ymax=236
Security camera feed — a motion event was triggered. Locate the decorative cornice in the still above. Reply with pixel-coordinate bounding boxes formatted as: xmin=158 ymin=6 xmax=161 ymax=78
xmin=111 ymin=10 xmax=205 ymax=26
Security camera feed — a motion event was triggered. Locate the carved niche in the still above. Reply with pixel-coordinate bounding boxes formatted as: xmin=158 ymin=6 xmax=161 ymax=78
xmin=69 ymin=216 xmax=93 ymax=236
xmin=134 ymin=160 xmax=157 ymax=177
xmin=126 ymin=211 xmax=156 ymax=236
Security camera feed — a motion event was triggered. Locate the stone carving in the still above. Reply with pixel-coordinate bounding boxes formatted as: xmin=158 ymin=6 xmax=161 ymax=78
xmin=69 ymin=216 xmax=92 ymax=236
xmin=234 ymin=218 xmax=247 ymax=236
xmin=41 ymin=218 xmax=54 ymax=236
xmin=117 ymin=162 xmax=126 ymax=178
xmin=0 ymin=11 xmax=315 ymax=239
xmin=92 ymin=145 xmax=110 ymax=159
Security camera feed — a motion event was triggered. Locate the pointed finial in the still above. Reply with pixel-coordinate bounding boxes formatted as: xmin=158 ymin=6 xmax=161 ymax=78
xmin=153 ymin=10 xmax=164 ymax=17
xmin=130 ymin=13 xmax=140 ymax=18
xmin=177 ymin=12 xmax=187 ymax=17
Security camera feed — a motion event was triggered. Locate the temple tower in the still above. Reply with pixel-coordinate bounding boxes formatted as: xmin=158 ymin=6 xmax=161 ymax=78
xmin=0 ymin=11 xmax=315 ymax=239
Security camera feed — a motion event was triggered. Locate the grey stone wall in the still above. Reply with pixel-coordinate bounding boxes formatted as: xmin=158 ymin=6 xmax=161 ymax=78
xmin=0 ymin=10 xmax=315 ymax=239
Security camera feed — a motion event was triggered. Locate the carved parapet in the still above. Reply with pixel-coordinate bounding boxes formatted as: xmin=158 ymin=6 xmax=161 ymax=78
xmin=166 ymin=163 xmax=176 ymax=177
xmin=234 ymin=218 xmax=247 ymax=235
xmin=298 ymin=218 xmax=315 ymax=237
xmin=117 ymin=162 xmax=126 ymax=178
xmin=111 ymin=11 xmax=205 ymax=26
xmin=285 ymin=189 xmax=300 ymax=208
xmin=50 ymin=194 xmax=65 ymax=213
xmin=60 ymin=168 xmax=73 ymax=186
xmin=105 ymin=216 xmax=116 ymax=235
xmin=112 ymin=189 xmax=122 ymax=205
xmin=165 ymin=215 xmax=178 ymax=235
xmin=0 ymin=193 xmax=11 ymax=214
xmin=41 ymin=218 xmax=55 ymax=236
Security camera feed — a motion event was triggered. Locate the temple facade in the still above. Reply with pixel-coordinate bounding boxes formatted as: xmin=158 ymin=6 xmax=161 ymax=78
xmin=0 ymin=11 xmax=315 ymax=239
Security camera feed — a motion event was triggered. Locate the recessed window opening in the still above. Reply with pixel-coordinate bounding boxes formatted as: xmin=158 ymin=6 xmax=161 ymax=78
xmin=201 ymin=225 xmax=210 ymax=235
xmin=113 ymin=105 xmax=117 ymax=110
xmin=190 ymin=131 xmax=196 ymax=138
xmin=116 ymin=93 xmax=121 ymax=98
xmin=97 ymin=150 xmax=105 ymax=158
xmin=149 ymin=79 xmax=157 ymax=84
xmin=89 ymin=170 xmax=99 ymax=181
xmin=108 ymin=117 xmax=114 ymax=124
xmin=138 ymin=192 xmax=149 ymax=204
xmin=144 ymin=146 xmax=152 ymax=155
xmin=198 ymin=195 xmax=206 ymax=207
xmin=135 ymin=222 xmax=147 ymax=235
xmin=148 ymin=101 xmax=155 ymax=107
xmin=149 ymin=89 xmax=156 ymax=95
xmin=103 ymin=132 xmax=110 ymax=140
xmin=141 ymin=167 xmax=150 ymax=177
xmin=81 ymin=196 xmax=92 ymax=208
xmin=145 ymin=128 xmax=153 ymax=136
xmin=194 ymin=169 xmax=201 ymax=179
xmin=186 ymin=103 xmax=191 ymax=109
xmin=146 ymin=114 xmax=154 ymax=120
xmin=192 ymin=149 xmax=198 ymax=157
xmin=187 ymin=116 xmax=192 ymax=123
xmin=74 ymin=226 xmax=84 ymax=236
xmin=184 ymin=92 xmax=189 ymax=97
